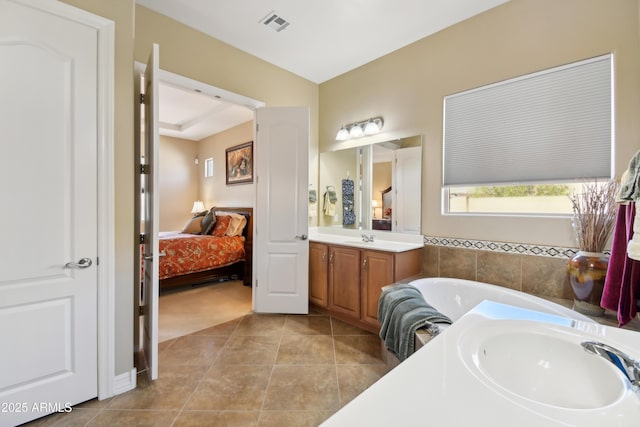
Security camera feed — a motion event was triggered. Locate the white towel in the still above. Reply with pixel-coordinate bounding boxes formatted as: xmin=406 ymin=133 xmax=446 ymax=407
xmin=323 ymin=191 xmax=336 ymax=216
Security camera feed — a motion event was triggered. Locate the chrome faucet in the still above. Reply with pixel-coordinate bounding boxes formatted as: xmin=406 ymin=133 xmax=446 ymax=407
xmin=581 ymin=340 xmax=640 ymax=392
xmin=361 ymin=234 xmax=375 ymax=242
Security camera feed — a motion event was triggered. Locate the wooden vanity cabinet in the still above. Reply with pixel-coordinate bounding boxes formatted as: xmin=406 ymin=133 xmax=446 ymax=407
xmin=309 ymin=242 xmax=329 ymax=307
xmin=328 ymin=245 xmax=362 ymax=318
xmin=360 ymin=250 xmax=394 ymax=327
xmin=309 ymin=241 xmax=421 ymax=332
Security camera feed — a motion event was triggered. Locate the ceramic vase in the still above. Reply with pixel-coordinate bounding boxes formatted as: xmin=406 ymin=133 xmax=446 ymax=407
xmin=566 ymin=251 xmax=609 ymax=317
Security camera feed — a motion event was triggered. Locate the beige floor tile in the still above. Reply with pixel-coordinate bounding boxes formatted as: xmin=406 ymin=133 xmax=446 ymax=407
xmin=158 ymin=335 xmax=228 ymax=367
xmin=22 ymin=408 xmax=101 ymax=427
xmin=276 ymin=335 xmax=335 ymax=365
xmin=74 ymin=397 xmax=113 ymax=410
xmin=216 ymin=335 xmax=281 ymax=365
xmin=189 ymin=317 xmax=241 ymax=336
xmin=108 ymin=365 xmax=207 ymax=410
xmin=333 ymin=335 xmax=385 ymax=365
xmin=232 ymin=313 xmax=287 ymax=336
xmin=257 ymin=410 xmax=334 ymax=427
xmin=262 ymin=365 xmax=340 ymax=411
xmin=283 ymin=315 xmax=332 ymax=335
xmin=87 ymin=409 xmax=178 ymax=426
xmin=172 ymin=410 xmax=260 ymax=427
xmin=185 ymin=364 xmax=272 ymax=411
xmin=337 ymin=364 xmax=389 ymax=404
xmin=331 ymin=318 xmax=374 ymax=335
xmin=24 ymin=286 xmax=388 ymax=427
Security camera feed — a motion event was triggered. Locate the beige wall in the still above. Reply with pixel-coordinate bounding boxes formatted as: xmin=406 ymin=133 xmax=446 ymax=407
xmin=158 ymin=136 xmax=199 ymax=231
xmin=56 ymin=0 xmax=640 ymax=381
xmin=133 ymin=5 xmax=320 ymax=215
xmin=57 ymin=1 xmax=319 ymax=378
xmin=198 ymin=121 xmax=254 ymax=209
xmin=319 ymin=0 xmax=640 ymax=247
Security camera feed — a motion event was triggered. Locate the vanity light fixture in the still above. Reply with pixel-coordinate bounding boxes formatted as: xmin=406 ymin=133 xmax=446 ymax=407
xmin=336 ymin=125 xmax=349 ymax=141
xmin=335 ymin=117 xmax=384 ymax=141
xmin=349 ymin=124 xmax=364 ymax=138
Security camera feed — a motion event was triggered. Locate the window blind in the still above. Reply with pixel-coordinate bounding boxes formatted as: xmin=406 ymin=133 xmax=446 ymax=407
xmin=443 ymin=54 xmax=612 ymax=187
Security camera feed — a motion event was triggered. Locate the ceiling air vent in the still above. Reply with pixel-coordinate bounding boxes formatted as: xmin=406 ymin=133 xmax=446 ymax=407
xmin=259 ymin=11 xmax=291 ymax=32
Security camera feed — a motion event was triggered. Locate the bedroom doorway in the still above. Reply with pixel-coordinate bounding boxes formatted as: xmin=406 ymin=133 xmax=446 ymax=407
xmin=135 ymin=65 xmax=265 ymax=348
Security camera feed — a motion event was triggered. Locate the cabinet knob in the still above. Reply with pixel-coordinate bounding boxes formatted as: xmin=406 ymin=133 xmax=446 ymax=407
xmin=329 ymin=252 xmax=334 ymax=264
xmin=363 ymin=258 xmax=368 ymax=270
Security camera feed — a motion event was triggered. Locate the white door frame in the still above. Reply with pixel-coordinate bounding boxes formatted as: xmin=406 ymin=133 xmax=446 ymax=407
xmin=31 ymin=0 xmax=118 ymax=399
xmin=92 ymin=8 xmax=118 ymax=399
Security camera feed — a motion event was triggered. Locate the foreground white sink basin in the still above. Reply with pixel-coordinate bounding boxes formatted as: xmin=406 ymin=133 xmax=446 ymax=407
xmin=460 ymin=324 xmax=627 ymax=409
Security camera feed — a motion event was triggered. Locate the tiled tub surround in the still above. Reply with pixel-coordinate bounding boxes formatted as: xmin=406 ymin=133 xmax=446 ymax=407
xmin=422 ymin=237 xmax=583 ymax=301
xmin=421 ymin=236 xmax=640 ymax=329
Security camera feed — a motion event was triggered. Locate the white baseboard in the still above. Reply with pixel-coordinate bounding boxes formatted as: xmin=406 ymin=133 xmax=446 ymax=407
xmin=113 ymin=368 xmax=137 ymax=395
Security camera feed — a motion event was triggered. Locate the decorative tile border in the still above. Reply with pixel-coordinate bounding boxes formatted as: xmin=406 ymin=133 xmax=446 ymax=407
xmin=422 ymin=235 xmax=609 ymax=259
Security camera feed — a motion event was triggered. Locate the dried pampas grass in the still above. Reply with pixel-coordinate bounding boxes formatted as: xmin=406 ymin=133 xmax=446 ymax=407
xmin=569 ymin=180 xmax=619 ymax=253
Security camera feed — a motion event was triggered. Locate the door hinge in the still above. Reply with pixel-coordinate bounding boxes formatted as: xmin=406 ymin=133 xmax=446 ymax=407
xmin=140 ymin=164 xmax=149 ymax=175
xmin=255 ymin=279 xmax=258 ymax=288
xmin=140 ymin=93 xmax=145 ymax=104
xmin=256 ymin=123 xmax=259 ymax=132
xmin=138 ymin=305 xmax=144 ymax=316
xmin=139 ymin=234 xmax=145 ymax=244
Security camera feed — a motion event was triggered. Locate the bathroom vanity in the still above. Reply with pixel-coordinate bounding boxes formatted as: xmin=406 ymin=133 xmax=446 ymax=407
xmin=309 ymin=231 xmax=422 ymax=333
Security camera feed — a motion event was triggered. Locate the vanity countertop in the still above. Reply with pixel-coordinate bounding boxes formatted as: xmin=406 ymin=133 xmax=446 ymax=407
xmin=321 ymin=301 xmax=640 ymax=427
xmin=308 ymin=229 xmax=423 ymax=253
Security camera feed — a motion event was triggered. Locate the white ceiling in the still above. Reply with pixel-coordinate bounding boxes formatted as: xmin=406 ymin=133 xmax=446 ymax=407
xmin=143 ymin=0 xmax=511 ymax=140
xmin=158 ymin=82 xmax=254 ymax=141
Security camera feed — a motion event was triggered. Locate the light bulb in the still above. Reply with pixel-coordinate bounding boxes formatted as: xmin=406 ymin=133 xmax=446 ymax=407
xmin=349 ymin=124 xmax=364 ymax=138
xmin=336 ymin=126 xmax=349 ymax=141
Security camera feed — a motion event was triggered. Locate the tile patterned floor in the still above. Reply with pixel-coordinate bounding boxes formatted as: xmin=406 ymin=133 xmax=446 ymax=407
xmin=24 ymin=311 xmax=389 ymax=427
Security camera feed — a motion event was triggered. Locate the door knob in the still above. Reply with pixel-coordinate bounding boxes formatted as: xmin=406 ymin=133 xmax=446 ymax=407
xmin=64 ymin=257 xmax=92 ymax=269
xmin=295 ymin=234 xmax=308 ymax=240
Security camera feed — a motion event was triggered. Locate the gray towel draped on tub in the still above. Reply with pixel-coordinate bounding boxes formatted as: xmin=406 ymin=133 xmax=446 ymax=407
xmin=378 ymin=284 xmax=452 ymax=361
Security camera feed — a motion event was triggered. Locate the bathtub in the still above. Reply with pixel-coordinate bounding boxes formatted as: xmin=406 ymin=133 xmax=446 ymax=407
xmin=409 ymin=277 xmax=594 ymax=323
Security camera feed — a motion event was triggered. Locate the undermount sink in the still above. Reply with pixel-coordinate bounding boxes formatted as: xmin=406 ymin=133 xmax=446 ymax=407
xmin=342 ymin=240 xmax=374 ymax=245
xmin=460 ymin=326 xmax=627 ymax=409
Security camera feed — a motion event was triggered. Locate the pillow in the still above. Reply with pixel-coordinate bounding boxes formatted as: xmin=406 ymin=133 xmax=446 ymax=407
xmin=216 ymin=212 xmax=247 ymax=236
xmin=181 ymin=215 xmax=204 ymax=234
xmin=201 ymin=208 xmax=217 ymax=235
xmin=211 ymin=214 xmax=232 ymax=236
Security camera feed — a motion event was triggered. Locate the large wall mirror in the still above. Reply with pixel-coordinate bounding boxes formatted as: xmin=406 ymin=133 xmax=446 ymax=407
xmin=317 ymin=135 xmax=422 ymax=234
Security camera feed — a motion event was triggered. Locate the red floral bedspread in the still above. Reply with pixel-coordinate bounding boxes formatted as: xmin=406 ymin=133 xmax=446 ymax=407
xmin=158 ymin=232 xmax=245 ymax=280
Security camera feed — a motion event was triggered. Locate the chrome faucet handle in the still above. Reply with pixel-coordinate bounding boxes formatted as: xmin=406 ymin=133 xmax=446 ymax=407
xmin=361 ymin=234 xmax=370 ymax=242
xmin=368 ymin=234 xmax=375 ymax=242
xmin=581 ymin=340 xmax=640 ymax=388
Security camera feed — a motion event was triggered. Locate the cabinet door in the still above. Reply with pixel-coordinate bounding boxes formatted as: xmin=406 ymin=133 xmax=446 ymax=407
xmin=329 ymin=246 xmax=361 ymax=318
xmin=361 ymin=250 xmax=394 ymax=327
xmin=309 ymin=242 xmax=329 ymax=307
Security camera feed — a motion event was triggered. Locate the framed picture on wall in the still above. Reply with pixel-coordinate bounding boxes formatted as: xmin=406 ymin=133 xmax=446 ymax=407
xmin=225 ymin=141 xmax=253 ymax=185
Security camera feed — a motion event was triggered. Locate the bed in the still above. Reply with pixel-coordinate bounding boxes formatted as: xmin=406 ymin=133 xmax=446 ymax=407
xmin=157 ymin=207 xmax=253 ymax=292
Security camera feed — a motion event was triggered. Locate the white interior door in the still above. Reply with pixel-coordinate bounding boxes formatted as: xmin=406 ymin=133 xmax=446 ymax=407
xmin=0 ymin=1 xmax=99 ymax=424
xmin=394 ymin=146 xmax=422 ymax=233
xmin=142 ymin=44 xmax=160 ymax=380
xmin=254 ymin=107 xmax=309 ymax=313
